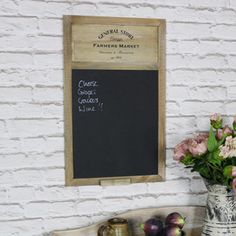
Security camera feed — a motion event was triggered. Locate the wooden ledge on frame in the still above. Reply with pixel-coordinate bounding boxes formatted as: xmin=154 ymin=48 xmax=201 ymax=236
xmin=63 ymin=16 xmax=166 ymax=186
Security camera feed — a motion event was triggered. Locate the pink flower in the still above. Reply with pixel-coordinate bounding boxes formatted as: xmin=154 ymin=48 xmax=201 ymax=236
xmin=174 ymin=133 xmax=208 ymax=160
xmin=232 ymin=166 xmax=236 ymax=177
xmin=195 ymin=132 xmax=208 ymax=142
xmin=210 ymin=113 xmax=222 ymax=129
xmin=216 ymin=126 xmax=233 ymax=140
xmin=216 ymin=129 xmax=223 ymax=140
xmin=232 ymin=178 xmax=236 ymax=195
xmin=188 ymin=133 xmax=208 ymax=157
xmin=223 ymin=125 xmax=233 ymax=136
xmin=232 ymin=166 xmax=236 ymax=195
xmin=210 ymin=113 xmax=221 ymax=121
xmin=189 ymin=139 xmax=208 ymax=157
xmin=173 ymin=139 xmax=189 ymax=161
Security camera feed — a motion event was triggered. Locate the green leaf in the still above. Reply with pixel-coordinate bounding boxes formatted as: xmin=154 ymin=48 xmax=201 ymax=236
xmin=208 ymin=126 xmax=218 ymax=152
xmin=217 ymin=134 xmax=226 ymax=147
xmin=180 ymin=154 xmax=194 ymax=165
xmin=223 ymin=165 xmax=233 ymax=178
xmin=191 ymin=157 xmax=210 ymax=178
xmin=198 ymin=166 xmax=211 ymax=179
xmin=213 ymin=170 xmax=224 ymax=183
xmin=208 ymin=151 xmax=221 ymax=166
xmin=213 ymin=149 xmax=221 ymax=160
xmin=232 ymin=156 xmax=236 ymax=166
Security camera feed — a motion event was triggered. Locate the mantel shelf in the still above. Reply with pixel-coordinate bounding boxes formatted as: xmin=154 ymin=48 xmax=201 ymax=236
xmin=52 ymin=205 xmax=205 ymax=236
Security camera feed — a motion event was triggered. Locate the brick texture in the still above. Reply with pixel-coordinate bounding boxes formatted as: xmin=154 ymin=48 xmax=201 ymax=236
xmin=0 ymin=0 xmax=236 ymax=235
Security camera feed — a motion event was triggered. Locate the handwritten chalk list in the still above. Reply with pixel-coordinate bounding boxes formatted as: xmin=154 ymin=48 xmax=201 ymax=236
xmin=77 ymin=80 xmax=104 ymax=113
xmin=71 ymin=69 xmax=158 ymax=179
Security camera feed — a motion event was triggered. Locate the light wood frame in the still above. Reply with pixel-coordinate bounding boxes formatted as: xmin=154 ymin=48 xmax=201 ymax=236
xmin=63 ymin=16 xmax=166 ymax=186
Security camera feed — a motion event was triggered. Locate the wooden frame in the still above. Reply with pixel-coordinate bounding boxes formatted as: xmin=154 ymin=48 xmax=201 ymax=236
xmin=63 ymin=16 xmax=166 ymax=186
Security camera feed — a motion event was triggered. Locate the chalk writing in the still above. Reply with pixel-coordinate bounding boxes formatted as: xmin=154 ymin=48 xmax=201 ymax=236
xmin=77 ymin=80 xmax=103 ymax=113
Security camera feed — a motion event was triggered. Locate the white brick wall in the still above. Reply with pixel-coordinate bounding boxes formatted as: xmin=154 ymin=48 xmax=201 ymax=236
xmin=0 ymin=0 xmax=235 ymax=235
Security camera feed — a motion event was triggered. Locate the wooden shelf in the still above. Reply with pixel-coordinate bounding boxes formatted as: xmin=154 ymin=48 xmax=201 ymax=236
xmin=52 ymin=206 xmax=205 ymax=236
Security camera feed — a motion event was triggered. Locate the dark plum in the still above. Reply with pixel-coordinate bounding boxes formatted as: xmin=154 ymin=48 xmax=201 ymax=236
xmin=163 ymin=225 xmax=184 ymax=236
xmin=165 ymin=212 xmax=185 ymax=229
xmin=140 ymin=218 xmax=163 ymax=236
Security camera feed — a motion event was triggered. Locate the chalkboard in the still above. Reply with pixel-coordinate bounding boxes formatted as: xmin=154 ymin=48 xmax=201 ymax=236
xmin=72 ymin=69 xmax=158 ymax=179
xmin=63 ymin=16 xmax=166 ymax=186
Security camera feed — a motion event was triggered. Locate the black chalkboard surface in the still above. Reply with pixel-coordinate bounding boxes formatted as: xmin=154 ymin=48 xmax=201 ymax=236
xmin=72 ymin=69 xmax=158 ymax=179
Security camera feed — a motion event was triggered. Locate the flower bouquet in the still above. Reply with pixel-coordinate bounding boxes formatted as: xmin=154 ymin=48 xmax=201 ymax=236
xmin=173 ymin=114 xmax=236 ymax=191
xmin=173 ymin=114 xmax=236 ymax=235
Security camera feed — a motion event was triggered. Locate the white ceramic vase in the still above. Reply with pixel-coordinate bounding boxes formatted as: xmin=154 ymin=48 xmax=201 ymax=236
xmin=202 ymin=181 xmax=236 ymax=236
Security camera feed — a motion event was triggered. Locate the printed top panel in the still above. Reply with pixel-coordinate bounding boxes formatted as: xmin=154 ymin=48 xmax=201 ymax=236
xmin=72 ymin=24 xmax=158 ymax=69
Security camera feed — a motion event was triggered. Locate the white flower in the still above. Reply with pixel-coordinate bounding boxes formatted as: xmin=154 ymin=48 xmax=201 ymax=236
xmin=219 ymin=136 xmax=236 ymax=158
xmin=219 ymin=145 xmax=230 ymax=159
xmin=233 ymin=138 xmax=236 ymax=149
xmin=229 ymin=149 xmax=236 ymax=157
xmin=225 ymin=136 xmax=233 ymax=147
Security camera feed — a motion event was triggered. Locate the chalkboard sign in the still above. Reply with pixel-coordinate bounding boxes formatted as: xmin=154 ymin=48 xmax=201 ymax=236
xmin=64 ymin=16 xmax=166 ymax=186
